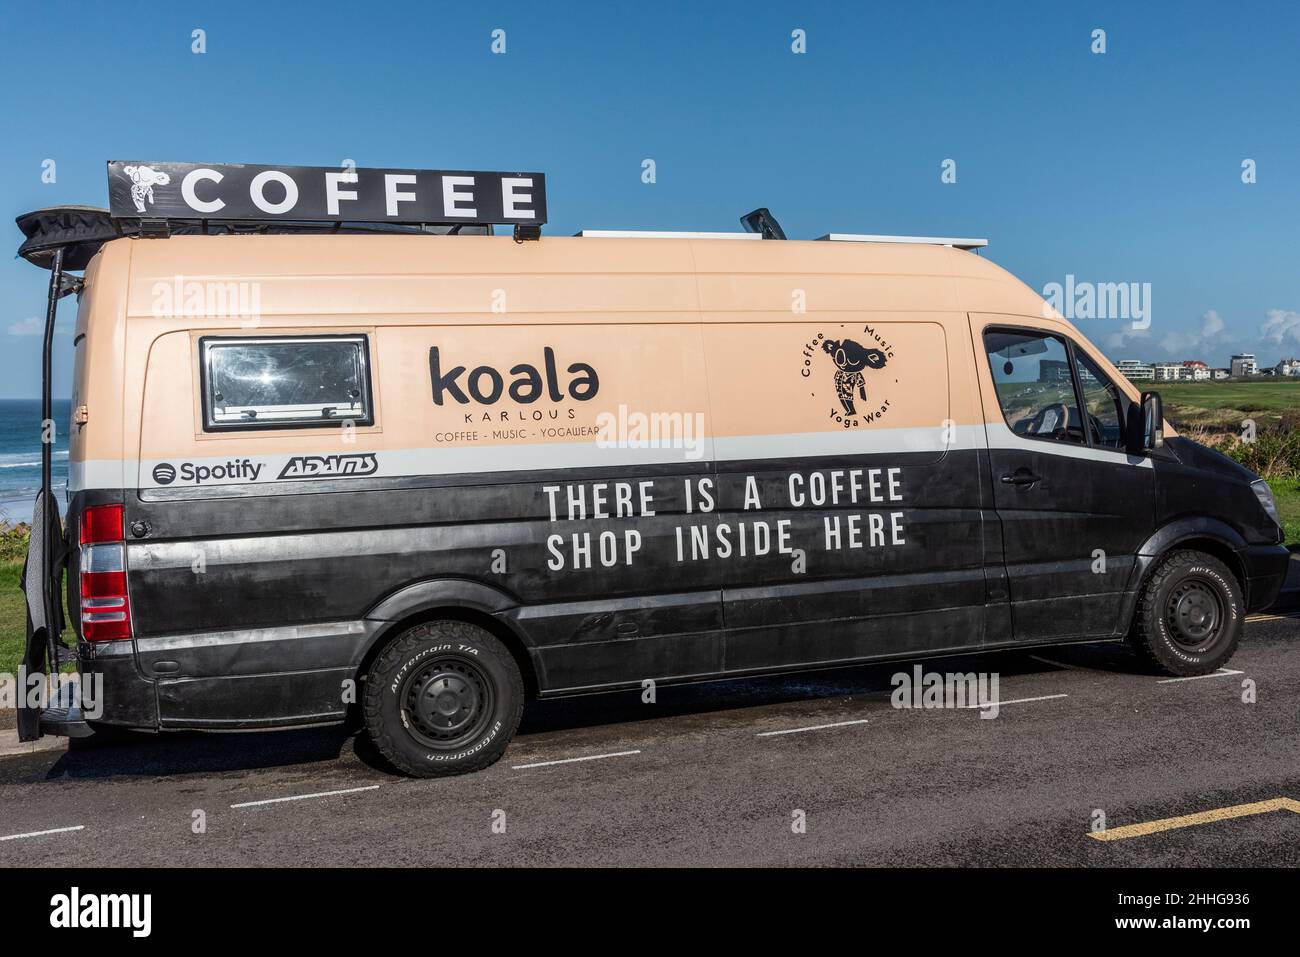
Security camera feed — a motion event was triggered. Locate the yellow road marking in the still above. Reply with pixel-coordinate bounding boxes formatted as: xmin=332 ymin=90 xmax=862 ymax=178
xmin=1248 ymin=608 xmax=1300 ymax=624
xmin=1089 ymin=797 xmax=1300 ymax=842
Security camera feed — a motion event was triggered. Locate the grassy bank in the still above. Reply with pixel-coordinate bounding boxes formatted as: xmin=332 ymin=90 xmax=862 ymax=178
xmin=0 ymin=561 xmax=26 ymax=678
xmin=1157 ymin=380 xmax=1300 ymax=430
xmin=0 ymin=524 xmax=73 ymax=677
xmin=1269 ymin=477 xmax=1300 ymax=546
xmin=1158 ymin=381 xmax=1298 ymax=543
xmin=0 ymin=558 xmax=75 ymax=678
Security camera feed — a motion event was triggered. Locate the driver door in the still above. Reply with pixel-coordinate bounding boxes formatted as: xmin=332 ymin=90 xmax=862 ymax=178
xmin=976 ymin=319 xmax=1154 ymax=643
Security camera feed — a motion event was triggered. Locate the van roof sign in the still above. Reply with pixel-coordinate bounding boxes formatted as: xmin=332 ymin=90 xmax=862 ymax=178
xmin=107 ymin=161 xmax=547 ymax=227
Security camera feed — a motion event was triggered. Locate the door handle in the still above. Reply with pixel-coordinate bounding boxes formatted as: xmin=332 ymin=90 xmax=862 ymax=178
xmin=1000 ymin=469 xmax=1042 ymax=487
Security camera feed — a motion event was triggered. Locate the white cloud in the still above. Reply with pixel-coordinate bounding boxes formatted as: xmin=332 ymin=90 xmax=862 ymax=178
xmin=1106 ymin=307 xmax=1300 ymax=366
xmin=5 ymin=317 xmax=71 ymax=337
xmin=1155 ymin=309 xmax=1232 ymax=358
xmin=7 ymin=317 xmax=43 ymax=337
xmin=1102 ymin=326 xmax=1152 ymax=352
xmin=1260 ymin=309 xmax=1300 ymax=346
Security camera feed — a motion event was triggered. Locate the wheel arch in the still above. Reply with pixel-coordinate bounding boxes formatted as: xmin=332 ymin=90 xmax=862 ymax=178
xmin=1121 ymin=518 xmax=1251 ymax=632
xmin=356 ymin=579 xmax=541 ymax=698
xmin=1137 ymin=517 xmax=1248 ymax=588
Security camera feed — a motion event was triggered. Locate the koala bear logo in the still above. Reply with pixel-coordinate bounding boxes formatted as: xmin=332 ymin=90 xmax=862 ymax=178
xmin=822 ymin=338 xmax=888 ymax=416
xmin=122 ymin=165 xmax=172 ymax=214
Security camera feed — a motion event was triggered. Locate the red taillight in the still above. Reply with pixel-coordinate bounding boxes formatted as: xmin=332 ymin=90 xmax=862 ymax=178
xmin=79 ymin=506 xmax=131 ymax=641
xmin=80 ymin=503 xmax=124 ymax=546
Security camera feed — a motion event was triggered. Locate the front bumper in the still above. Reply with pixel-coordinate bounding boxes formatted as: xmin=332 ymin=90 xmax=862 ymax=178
xmin=1242 ymin=543 xmax=1292 ymax=612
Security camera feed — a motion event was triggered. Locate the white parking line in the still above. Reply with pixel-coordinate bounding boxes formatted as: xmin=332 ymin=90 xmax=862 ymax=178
xmin=512 ymin=749 xmax=641 ymax=770
xmin=0 ymin=824 xmax=85 ymax=843
xmin=958 ymin=694 xmax=1069 ymax=709
xmin=230 ymin=784 xmax=380 ymax=808
xmin=756 ymin=719 xmax=870 ymax=737
xmin=1156 ymin=668 xmax=1243 ymax=684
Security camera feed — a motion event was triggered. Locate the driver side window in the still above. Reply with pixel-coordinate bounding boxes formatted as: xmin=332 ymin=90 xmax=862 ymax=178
xmin=983 ymin=330 xmax=1084 ymax=446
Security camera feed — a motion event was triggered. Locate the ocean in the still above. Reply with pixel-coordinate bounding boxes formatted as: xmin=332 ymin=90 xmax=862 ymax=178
xmin=0 ymin=399 xmax=71 ymax=527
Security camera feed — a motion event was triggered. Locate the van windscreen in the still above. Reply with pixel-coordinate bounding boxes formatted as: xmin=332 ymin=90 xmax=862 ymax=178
xmin=201 ymin=334 xmax=373 ymax=430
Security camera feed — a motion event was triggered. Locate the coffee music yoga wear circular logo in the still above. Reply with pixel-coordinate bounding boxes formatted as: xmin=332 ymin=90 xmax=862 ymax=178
xmin=152 ymin=463 xmax=177 ymax=485
xmin=799 ymin=324 xmax=897 ymax=428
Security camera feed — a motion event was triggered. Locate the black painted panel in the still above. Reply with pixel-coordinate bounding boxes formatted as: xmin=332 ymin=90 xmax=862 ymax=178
xmin=988 ymin=444 xmax=1153 ymax=640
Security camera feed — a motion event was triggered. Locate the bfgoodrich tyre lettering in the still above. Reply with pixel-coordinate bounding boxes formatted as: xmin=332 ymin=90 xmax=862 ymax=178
xmin=1129 ymin=549 xmax=1243 ymax=676
xmin=363 ymin=621 xmax=524 ymax=777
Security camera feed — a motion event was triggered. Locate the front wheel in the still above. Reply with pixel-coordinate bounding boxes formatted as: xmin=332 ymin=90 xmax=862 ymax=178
xmin=1129 ymin=549 xmax=1243 ymax=676
xmin=363 ymin=621 xmax=524 ymax=777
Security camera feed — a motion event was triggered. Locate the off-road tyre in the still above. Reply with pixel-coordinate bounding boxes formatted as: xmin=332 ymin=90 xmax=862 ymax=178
xmin=363 ymin=621 xmax=524 ymax=777
xmin=1129 ymin=549 xmax=1243 ymax=676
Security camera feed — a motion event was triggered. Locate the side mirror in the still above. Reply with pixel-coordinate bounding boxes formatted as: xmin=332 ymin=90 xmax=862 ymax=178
xmin=1127 ymin=391 xmax=1164 ymax=454
xmin=1141 ymin=391 xmax=1164 ymax=451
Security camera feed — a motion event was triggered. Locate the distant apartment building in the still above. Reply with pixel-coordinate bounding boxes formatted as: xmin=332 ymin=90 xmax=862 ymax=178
xmin=1117 ymin=358 xmax=1212 ymax=382
xmin=1276 ymin=358 xmax=1300 ymax=377
xmin=1152 ymin=362 xmax=1183 ymax=381
xmin=1211 ymin=368 xmax=1231 ymax=380
xmin=1230 ymin=353 xmax=1258 ymax=377
xmin=1116 ymin=359 xmax=1154 ymax=381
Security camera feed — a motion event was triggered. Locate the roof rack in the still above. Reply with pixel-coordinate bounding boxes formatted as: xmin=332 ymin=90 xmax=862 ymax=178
xmin=816 ymin=233 xmax=988 ymax=251
xmin=575 ymin=230 xmax=761 ymax=240
xmin=15 ymin=207 xmax=496 ymax=270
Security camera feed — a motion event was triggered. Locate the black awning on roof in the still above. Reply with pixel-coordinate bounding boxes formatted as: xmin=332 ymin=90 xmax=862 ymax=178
xmin=16 ymin=206 xmax=124 ymax=270
xmin=16 ymin=205 xmax=495 ymax=272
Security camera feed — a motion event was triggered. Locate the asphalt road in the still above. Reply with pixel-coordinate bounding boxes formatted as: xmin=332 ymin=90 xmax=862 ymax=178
xmin=1 ymin=614 xmax=1298 ymax=867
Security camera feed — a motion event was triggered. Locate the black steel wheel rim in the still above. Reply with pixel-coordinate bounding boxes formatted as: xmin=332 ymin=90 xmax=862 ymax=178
xmin=400 ymin=656 xmax=495 ymax=749
xmin=1165 ymin=578 xmax=1224 ymax=649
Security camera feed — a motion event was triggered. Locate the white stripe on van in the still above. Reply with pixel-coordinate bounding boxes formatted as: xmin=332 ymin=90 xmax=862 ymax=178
xmin=68 ymin=422 xmax=1153 ymax=494
xmin=713 ymin=423 xmax=987 ymax=461
xmin=70 ymin=425 xmax=994 ymax=493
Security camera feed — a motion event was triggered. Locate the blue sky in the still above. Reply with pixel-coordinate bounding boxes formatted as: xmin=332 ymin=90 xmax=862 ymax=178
xmin=1 ymin=0 xmax=1298 ymax=398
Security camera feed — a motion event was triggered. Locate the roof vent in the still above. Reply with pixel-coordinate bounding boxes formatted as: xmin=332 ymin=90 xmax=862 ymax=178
xmin=739 ymin=208 xmax=787 ymax=240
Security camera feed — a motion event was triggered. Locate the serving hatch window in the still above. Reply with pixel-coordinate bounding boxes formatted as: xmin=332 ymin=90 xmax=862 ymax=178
xmin=200 ymin=335 xmax=373 ymax=431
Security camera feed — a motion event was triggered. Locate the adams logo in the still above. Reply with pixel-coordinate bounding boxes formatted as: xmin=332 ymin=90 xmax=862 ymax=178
xmin=800 ymin=325 xmax=896 ymax=428
xmin=277 ymin=453 xmax=378 ymax=480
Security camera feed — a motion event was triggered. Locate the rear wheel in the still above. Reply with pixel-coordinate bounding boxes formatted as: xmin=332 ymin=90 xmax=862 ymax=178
xmin=363 ymin=621 xmax=524 ymax=777
xmin=1129 ymin=549 xmax=1243 ymax=676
